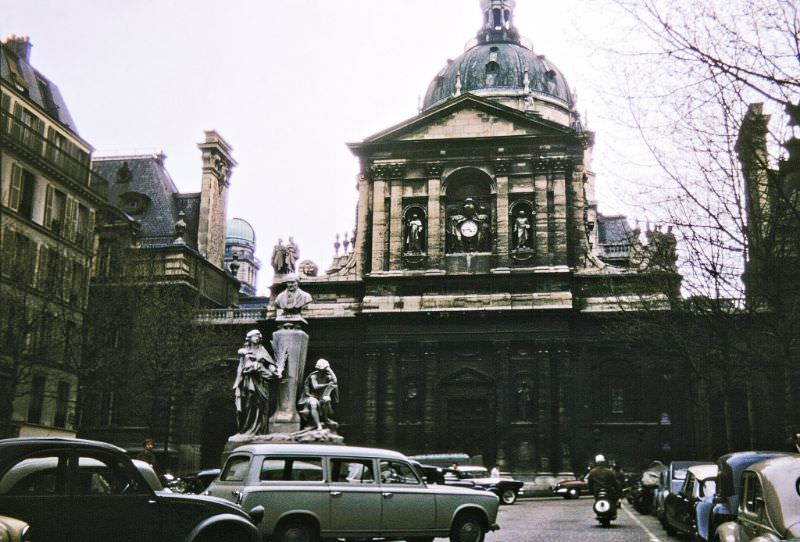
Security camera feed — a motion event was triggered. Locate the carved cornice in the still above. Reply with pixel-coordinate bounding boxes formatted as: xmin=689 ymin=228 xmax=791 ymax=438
xmin=531 ymin=157 xmax=568 ymax=172
xmin=494 ymin=161 xmax=512 ymax=175
xmin=425 ymin=163 xmax=444 ymax=177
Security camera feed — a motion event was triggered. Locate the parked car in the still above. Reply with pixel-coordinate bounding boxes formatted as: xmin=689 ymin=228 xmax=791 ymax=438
xmin=0 ymin=437 xmax=263 ymax=542
xmin=663 ymin=463 xmax=717 ymax=538
xmin=446 ymin=465 xmax=525 ymax=505
xmin=703 ymin=451 xmax=789 ymax=538
xmin=655 ymin=460 xmax=707 ymax=526
xmin=714 ymin=455 xmax=800 ymax=542
xmin=206 ymin=443 xmax=500 ymax=542
xmin=630 ymin=460 xmax=665 ymax=514
xmin=177 ymin=467 xmax=222 ymax=494
xmin=553 ymin=473 xmax=590 ymax=499
xmin=0 ymin=516 xmax=29 ymax=542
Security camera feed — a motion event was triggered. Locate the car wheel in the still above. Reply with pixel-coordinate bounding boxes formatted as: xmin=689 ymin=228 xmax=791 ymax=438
xmin=600 ymin=518 xmax=611 ymax=528
xmin=500 ymin=488 xmax=517 ymax=505
xmin=450 ymin=512 xmax=485 ymax=542
xmin=568 ymin=488 xmax=579 ymax=499
xmin=195 ymin=525 xmax=250 ymax=542
xmin=274 ymin=518 xmax=319 ymax=542
xmin=407 ymin=538 xmax=434 ymax=542
xmin=664 ymin=523 xmax=677 ymax=536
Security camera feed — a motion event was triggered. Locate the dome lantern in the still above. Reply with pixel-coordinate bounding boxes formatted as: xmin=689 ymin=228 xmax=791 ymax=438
xmin=480 ymin=0 xmax=516 ymax=40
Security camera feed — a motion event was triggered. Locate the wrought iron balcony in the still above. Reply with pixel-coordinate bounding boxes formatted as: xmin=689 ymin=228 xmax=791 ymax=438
xmin=1 ymin=111 xmax=108 ymax=199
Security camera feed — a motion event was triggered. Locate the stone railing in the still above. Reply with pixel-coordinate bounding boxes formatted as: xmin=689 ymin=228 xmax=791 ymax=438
xmin=194 ymin=307 xmax=267 ymax=324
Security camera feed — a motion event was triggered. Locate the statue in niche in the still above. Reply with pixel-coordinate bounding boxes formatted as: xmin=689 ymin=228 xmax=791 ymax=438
xmin=446 ymin=197 xmax=492 ymax=253
xmin=513 ymin=209 xmax=533 ymax=250
xmin=402 ymin=380 xmax=421 ymax=422
xmin=297 ymin=358 xmax=339 ymax=431
xmin=233 ymin=329 xmax=280 ymax=436
xmin=516 ymin=380 xmax=532 ymax=421
xmin=404 ymin=212 xmax=425 ymax=253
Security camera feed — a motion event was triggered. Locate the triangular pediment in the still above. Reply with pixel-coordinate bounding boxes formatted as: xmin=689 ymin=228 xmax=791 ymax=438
xmin=353 ymin=94 xmax=571 ymax=147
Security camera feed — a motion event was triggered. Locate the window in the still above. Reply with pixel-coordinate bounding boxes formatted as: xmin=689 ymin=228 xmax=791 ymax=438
xmin=27 ymin=375 xmax=46 ymax=424
xmin=54 ymin=381 xmax=70 ymax=428
xmin=379 ymin=460 xmax=421 ymax=485
xmin=259 ymin=457 xmax=323 ymax=482
xmin=3 ymin=50 xmax=28 ymax=92
xmin=75 ymin=204 xmax=91 ymax=248
xmin=75 ymin=455 xmax=146 ymax=495
xmin=0 ymin=454 xmax=66 ymax=496
xmin=611 ymin=388 xmax=624 ymax=414
xmin=330 ymin=458 xmax=375 ymax=484
xmin=12 ymin=104 xmax=43 ymax=152
xmin=43 ymin=186 xmax=67 ymax=233
xmin=8 ymin=164 xmax=36 ymax=220
xmin=221 ymin=456 xmax=251 ymax=482
xmin=742 ymin=473 xmax=763 ymax=514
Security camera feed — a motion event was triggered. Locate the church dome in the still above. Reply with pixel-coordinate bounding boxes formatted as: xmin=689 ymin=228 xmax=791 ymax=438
xmin=226 ymin=218 xmax=256 ymax=248
xmin=422 ymin=1 xmax=574 ymax=113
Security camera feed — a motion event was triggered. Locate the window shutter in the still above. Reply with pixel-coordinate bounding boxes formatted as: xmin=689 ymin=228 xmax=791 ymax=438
xmin=43 ymin=184 xmax=54 ymax=228
xmin=8 ymin=164 xmax=23 ymax=211
xmin=65 ymin=197 xmax=78 ymax=241
xmin=37 ymin=246 xmax=49 ymax=289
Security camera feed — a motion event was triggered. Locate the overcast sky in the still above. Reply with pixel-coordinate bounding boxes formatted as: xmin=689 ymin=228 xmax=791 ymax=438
xmin=4 ymin=0 xmax=648 ymax=294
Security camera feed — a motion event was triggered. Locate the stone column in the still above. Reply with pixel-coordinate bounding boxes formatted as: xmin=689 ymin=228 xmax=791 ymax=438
xmin=494 ymin=340 xmax=511 ymax=466
xmin=422 ymin=342 xmax=439 ymax=451
xmin=426 ymin=165 xmax=443 ymax=269
xmin=537 ymin=347 xmax=553 ymax=472
xmin=552 ymin=169 xmax=568 ymax=265
xmin=354 ymin=173 xmax=371 ymax=276
xmin=364 ymin=349 xmax=380 ymax=445
xmin=554 ymin=347 xmax=571 ymax=473
xmin=389 ymin=180 xmax=404 ymax=270
xmin=383 ymin=346 xmax=399 ymax=447
xmin=371 ymin=176 xmax=388 ymax=273
xmin=568 ymin=163 xmax=588 ymax=268
xmin=495 ymin=163 xmax=510 ymax=265
xmin=535 ymin=173 xmax=549 ymax=262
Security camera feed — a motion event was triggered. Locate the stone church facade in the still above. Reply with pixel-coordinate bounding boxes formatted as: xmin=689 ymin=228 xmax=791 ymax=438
xmin=200 ymin=0 xmax=689 ymax=477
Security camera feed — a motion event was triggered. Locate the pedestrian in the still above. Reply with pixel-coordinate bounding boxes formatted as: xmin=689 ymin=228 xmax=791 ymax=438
xmin=490 ymin=465 xmax=501 ymax=478
xmin=137 ymin=438 xmax=158 ymax=472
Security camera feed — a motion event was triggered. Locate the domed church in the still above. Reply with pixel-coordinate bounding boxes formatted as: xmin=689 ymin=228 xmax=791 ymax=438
xmin=207 ymin=0 xmax=685 ymax=477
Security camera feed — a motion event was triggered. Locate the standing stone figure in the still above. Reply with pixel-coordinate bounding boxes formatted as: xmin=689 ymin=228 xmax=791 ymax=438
xmin=513 ymin=209 xmax=531 ymax=250
xmin=233 ymin=329 xmax=280 ymax=436
xmin=297 ymin=358 xmax=339 ymax=431
xmin=271 ymin=238 xmax=287 ymax=274
xmin=404 ymin=213 xmax=424 ymax=253
xmin=285 ymin=237 xmax=299 ymax=272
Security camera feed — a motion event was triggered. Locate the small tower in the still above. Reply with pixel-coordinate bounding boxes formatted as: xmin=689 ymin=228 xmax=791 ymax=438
xmin=197 ymin=130 xmax=237 ymax=268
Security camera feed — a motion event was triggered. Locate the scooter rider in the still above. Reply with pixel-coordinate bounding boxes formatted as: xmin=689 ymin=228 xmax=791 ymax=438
xmin=588 ymin=454 xmax=621 ymax=518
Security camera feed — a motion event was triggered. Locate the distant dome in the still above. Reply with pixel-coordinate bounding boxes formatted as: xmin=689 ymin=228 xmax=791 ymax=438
xmin=422 ymin=1 xmax=574 ymax=113
xmin=226 ymin=218 xmax=256 ymax=248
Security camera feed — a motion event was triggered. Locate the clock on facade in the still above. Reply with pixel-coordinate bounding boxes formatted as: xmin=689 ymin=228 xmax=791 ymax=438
xmin=459 ymin=219 xmax=479 ymax=238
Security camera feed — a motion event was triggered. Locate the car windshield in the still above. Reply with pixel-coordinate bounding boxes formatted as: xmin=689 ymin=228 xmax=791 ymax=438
xmin=674 ymin=468 xmax=689 ymax=480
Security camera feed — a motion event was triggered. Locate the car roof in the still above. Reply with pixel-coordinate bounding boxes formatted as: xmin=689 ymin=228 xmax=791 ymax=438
xmin=0 ymin=437 xmax=127 ymax=455
xmin=745 ymin=456 xmax=800 ymax=533
xmin=716 ymin=451 xmax=789 ymax=498
xmin=229 ymin=443 xmax=408 ymax=460
xmin=456 ymin=466 xmax=488 ymax=471
xmin=687 ymin=464 xmax=718 ymax=481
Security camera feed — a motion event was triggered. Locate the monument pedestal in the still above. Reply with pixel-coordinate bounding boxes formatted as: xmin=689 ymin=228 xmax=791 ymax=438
xmin=270 ymin=325 xmax=308 ymax=433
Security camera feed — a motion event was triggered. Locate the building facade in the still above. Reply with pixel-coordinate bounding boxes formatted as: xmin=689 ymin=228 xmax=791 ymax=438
xmin=0 ymin=36 xmax=107 ymax=438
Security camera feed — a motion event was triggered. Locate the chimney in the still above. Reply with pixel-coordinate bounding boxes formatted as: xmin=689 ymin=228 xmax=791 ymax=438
xmin=3 ymin=35 xmax=32 ymax=63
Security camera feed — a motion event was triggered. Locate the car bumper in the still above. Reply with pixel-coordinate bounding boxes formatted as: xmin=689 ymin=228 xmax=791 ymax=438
xmin=489 ymin=523 xmax=500 ymax=532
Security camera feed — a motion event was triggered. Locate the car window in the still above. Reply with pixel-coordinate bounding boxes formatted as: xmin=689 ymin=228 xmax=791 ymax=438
xmin=681 ymin=475 xmax=695 ymax=497
xmin=260 ymin=457 xmax=323 ymax=482
xmin=75 ymin=454 xmax=148 ymax=495
xmin=674 ymin=467 xmax=689 ymax=480
xmin=700 ymin=479 xmax=716 ymax=498
xmin=380 ymin=460 xmax=422 ymax=485
xmin=330 ymin=458 xmax=375 ymax=484
xmin=221 ymin=455 xmax=251 ymax=482
xmin=0 ymin=454 xmax=66 ymax=496
xmin=742 ymin=473 xmax=763 ymax=514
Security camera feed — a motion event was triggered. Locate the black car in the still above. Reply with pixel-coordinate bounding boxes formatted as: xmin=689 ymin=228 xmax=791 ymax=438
xmin=0 ymin=437 xmax=263 ymax=542
xmin=446 ymin=465 xmax=525 ymax=505
xmin=177 ymin=467 xmax=221 ymax=494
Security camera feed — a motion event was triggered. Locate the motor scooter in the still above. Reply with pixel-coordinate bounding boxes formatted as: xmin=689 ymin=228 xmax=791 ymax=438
xmin=593 ymin=488 xmax=617 ymax=527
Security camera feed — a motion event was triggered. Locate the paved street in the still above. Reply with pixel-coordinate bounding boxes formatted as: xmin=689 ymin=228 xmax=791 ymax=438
xmin=479 ymin=497 xmax=670 ymax=542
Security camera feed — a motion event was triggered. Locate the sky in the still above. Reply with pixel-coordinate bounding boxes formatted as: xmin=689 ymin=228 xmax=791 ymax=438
xmin=3 ymin=0 xmax=645 ymax=294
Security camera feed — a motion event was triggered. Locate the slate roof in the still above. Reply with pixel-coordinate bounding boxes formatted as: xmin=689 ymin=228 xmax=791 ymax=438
xmin=597 ymin=215 xmax=636 ymax=247
xmin=0 ymin=39 xmax=80 ymax=135
xmin=92 ymin=155 xmax=201 ymax=249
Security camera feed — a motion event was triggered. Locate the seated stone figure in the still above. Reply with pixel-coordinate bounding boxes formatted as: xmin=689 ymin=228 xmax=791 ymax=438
xmin=297 ymin=358 xmax=339 ymax=431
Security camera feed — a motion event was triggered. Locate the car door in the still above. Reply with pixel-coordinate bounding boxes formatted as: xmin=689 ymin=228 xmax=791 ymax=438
xmin=378 ymin=459 xmax=436 ymax=536
xmin=673 ymin=474 xmax=696 ymax=533
xmin=69 ymin=449 xmax=159 ymax=542
xmin=328 ymin=457 xmax=382 ymax=536
xmin=0 ymin=450 xmax=71 ymax=542
xmin=738 ymin=472 xmax=775 ymax=540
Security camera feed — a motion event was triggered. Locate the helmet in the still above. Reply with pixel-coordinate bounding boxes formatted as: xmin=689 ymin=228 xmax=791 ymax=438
xmin=594 ymin=454 xmax=606 ymax=464
xmin=315 ymin=358 xmax=330 ymax=370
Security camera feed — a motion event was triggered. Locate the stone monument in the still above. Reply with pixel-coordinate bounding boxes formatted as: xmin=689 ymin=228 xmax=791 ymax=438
xmin=224 ymin=274 xmax=342 ymax=459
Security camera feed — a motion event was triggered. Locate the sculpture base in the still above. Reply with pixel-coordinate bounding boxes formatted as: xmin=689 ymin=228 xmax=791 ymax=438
xmin=222 ymin=429 xmax=344 ymax=464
